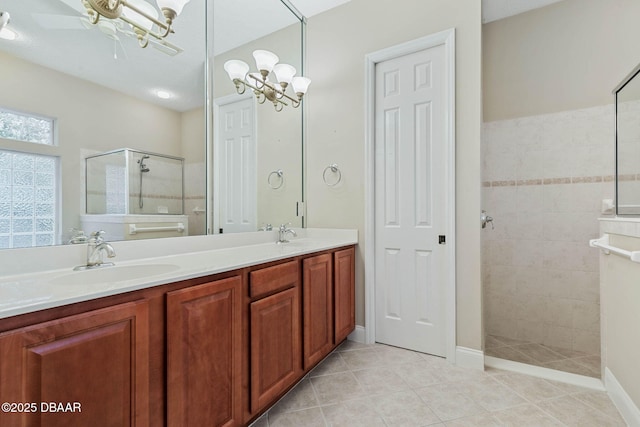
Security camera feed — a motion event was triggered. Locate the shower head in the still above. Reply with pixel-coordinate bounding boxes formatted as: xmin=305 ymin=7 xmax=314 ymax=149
xmin=137 ymin=155 xmax=150 ymax=172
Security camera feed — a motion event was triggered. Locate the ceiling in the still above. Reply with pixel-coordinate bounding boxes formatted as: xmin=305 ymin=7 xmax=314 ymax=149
xmin=0 ymin=0 xmax=565 ymax=112
xmin=482 ymin=0 xmax=565 ymax=23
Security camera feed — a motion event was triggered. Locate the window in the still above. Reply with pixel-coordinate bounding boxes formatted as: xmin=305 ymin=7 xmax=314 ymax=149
xmin=0 ymin=109 xmax=55 ymax=146
xmin=0 ymin=109 xmax=58 ymax=248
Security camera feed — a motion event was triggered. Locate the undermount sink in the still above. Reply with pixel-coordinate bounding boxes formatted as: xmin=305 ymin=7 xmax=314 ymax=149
xmin=49 ymin=264 xmax=180 ymax=286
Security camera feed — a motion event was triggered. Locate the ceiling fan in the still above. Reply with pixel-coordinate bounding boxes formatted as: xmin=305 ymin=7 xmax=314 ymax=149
xmin=31 ymin=0 xmax=183 ymax=57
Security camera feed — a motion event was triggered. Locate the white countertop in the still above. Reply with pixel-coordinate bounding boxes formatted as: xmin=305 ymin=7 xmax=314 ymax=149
xmin=0 ymin=228 xmax=357 ymax=320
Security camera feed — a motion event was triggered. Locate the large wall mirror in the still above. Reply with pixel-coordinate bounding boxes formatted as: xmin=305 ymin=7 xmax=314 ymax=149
xmin=615 ymin=63 xmax=640 ymax=215
xmin=211 ymin=0 xmax=305 ymax=234
xmin=0 ymin=0 xmax=305 ymax=250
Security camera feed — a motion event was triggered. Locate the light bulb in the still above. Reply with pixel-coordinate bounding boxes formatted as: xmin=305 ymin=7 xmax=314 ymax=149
xmin=224 ymin=60 xmax=249 ymax=82
xmin=273 ymin=64 xmax=296 ymax=85
xmin=156 ymin=0 xmax=190 ymax=16
xmin=292 ymin=76 xmax=311 ymax=95
xmin=252 ymin=50 xmax=279 ymax=74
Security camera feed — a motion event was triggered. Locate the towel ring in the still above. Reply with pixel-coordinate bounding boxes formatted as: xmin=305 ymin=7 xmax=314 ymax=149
xmin=323 ymin=164 xmax=342 ymax=187
xmin=268 ymin=169 xmax=284 ymax=189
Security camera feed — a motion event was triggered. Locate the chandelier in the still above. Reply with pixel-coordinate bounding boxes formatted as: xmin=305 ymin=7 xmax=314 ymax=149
xmin=81 ymin=0 xmax=190 ymax=48
xmin=224 ymin=50 xmax=311 ymax=112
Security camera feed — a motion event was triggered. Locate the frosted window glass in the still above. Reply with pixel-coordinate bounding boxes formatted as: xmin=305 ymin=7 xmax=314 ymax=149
xmin=13 ymin=235 xmax=33 ymax=248
xmin=14 ymin=219 xmax=33 ymax=233
xmin=14 ymin=187 xmax=34 ymax=203
xmin=0 ymin=109 xmax=55 ymax=146
xmin=14 ymin=171 xmax=34 ymax=186
xmin=0 ymin=149 xmax=58 ymax=248
xmin=0 ymin=170 xmax=9 ymax=185
xmin=36 ymin=234 xmax=53 ymax=246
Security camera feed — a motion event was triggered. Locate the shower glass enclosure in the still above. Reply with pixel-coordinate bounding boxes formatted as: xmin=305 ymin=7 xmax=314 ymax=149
xmin=86 ymin=149 xmax=184 ymax=215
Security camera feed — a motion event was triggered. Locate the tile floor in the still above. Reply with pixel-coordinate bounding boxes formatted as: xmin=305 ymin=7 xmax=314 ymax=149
xmin=484 ymin=335 xmax=601 ymax=378
xmin=250 ymin=341 xmax=626 ymax=427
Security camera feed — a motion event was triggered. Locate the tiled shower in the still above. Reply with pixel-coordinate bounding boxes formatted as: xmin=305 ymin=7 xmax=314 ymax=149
xmin=482 ymin=103 xmax=615 ymax=377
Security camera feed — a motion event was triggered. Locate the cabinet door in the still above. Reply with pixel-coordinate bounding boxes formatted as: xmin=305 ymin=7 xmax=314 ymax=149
xmin=334 ymin=247 xmax=356 ymax=343
xmin=0 ymin=301 xmax=149 ymax=427
xmin=166 ymin=276 xmax=242 ymax=427
xmin=302 ymin=253 xmax=333 ymax=369
xmin=250 ymin=287 xmax=301 ymax=413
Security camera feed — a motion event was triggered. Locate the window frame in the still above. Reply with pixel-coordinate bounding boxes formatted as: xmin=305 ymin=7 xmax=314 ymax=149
xmin=0 ymin=108 xmax=61 ymax=248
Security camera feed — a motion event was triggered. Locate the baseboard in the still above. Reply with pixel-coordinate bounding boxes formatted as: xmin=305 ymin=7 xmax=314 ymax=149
xmin=455 ymin=346 xmax=484 ymax=370
xmin=485 ymin=356 xmax=605 ymax=391
xmin=347 ymin=325 xmax=366 ymax=344
xmin=605 ymin=367 xmax=640 ymax=426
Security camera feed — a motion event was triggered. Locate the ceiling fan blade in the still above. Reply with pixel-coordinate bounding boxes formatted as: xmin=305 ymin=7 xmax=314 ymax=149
xmin=31 ymin=13 xmax=87 ymax=30
xmin=116 ymin=37 xmax=129 ymax=60
xmin=149 ymin=38 xmax=183 ymax=56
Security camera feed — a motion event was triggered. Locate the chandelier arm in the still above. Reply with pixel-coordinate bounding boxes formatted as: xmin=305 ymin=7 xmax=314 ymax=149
xmin=137 ymin=34 xmax=149 ymax=48
xmin=233 ymin=80 xmax=247 ymax=95
xmin=244 ymin=75 xmax=295 ymax=110
xmin=120 ymin=0 xmax=171 ymax=34
xmin=159 ymin=23 xmax=172 ymax=38
xmin=250 ymin=75 xmax=301 ymax=105
xmin=89 ymin=12 xmax=100 ymax=24
xmin=254 ymin=91 xmax=267 ymax=104
xmin=119 ymin=16 xmax=165 ymax=42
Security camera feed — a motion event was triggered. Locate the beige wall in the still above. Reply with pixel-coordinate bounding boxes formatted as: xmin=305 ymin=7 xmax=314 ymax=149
xmin=0 ymin=51 xmax=206 ymax=241
xmin=483 ymin=0 xmax=640 ymax=122
xmin=305 ymin=0 xmax=483 ymax=349
xmin=602 ymin=234 xmax=640 ymax=408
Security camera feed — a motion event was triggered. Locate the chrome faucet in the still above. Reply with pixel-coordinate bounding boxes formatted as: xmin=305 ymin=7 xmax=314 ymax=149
xmin=277 ymin=223 xmax=297 ymax=244
xmin=74 ymin=231 xmax=116 ymax=270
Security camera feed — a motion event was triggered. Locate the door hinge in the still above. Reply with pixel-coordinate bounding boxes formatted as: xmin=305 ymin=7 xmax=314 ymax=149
xmin=438 ymin=235 xmax=446 ymax=245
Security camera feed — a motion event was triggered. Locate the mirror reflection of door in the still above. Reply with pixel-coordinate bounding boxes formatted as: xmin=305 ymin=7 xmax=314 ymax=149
xmin=215 ymin=95 xmax=257 ymax=233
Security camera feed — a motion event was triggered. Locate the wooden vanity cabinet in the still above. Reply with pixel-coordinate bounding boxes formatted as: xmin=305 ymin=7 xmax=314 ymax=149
xmin=334 ymin=247 xmax=356 ymax=344
xmin=0 ymin=244 xmax=356 ymax=427
xmin=248 ymin=261 xmax=302 ymax=414
xmin=302 ymin=253 xmax=334 ymax=369
xmin=0 ymin=300 xmax=150 ymax=427
xmin=166 ymin=276 xmax=242 ymax=427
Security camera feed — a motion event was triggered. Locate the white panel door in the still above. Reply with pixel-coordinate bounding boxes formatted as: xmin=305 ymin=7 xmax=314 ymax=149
xmin=374 ymin=45 xmax=448 ymax=356
xmin=218 ymin=97 xmax=256 ymax=233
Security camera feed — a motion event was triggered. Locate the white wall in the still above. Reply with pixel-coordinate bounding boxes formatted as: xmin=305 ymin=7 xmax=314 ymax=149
xmin=305 ymin=0 xmax=483 ymax=349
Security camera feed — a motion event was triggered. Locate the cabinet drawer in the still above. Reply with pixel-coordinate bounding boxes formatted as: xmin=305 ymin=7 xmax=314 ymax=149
xmin=249 ymin=260 xmax=299 ymax=299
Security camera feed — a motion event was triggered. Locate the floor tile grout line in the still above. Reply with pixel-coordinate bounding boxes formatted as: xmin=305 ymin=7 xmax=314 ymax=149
xmin=569 ymin=391 xmax=628 ymax=424
xmin=532 ymin=397 xmax=578 ymax=427
xmin=307 ymin=379 xmax=330 ymax=427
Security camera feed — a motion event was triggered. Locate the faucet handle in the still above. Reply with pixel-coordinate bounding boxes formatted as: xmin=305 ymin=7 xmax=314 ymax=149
xmin=90 ymin=230 xmax=106 ymax=242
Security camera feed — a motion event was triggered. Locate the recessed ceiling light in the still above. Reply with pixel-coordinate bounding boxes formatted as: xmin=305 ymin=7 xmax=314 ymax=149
xmin=156 ymin=90 xmax=171 ymax=99
xmin=0 ymin=27 xmax=17 ymax=41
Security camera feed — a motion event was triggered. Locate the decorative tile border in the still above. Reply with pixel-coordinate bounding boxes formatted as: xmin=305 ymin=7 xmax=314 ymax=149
xmin=483 ymin=175 xmax=618 ymax=188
